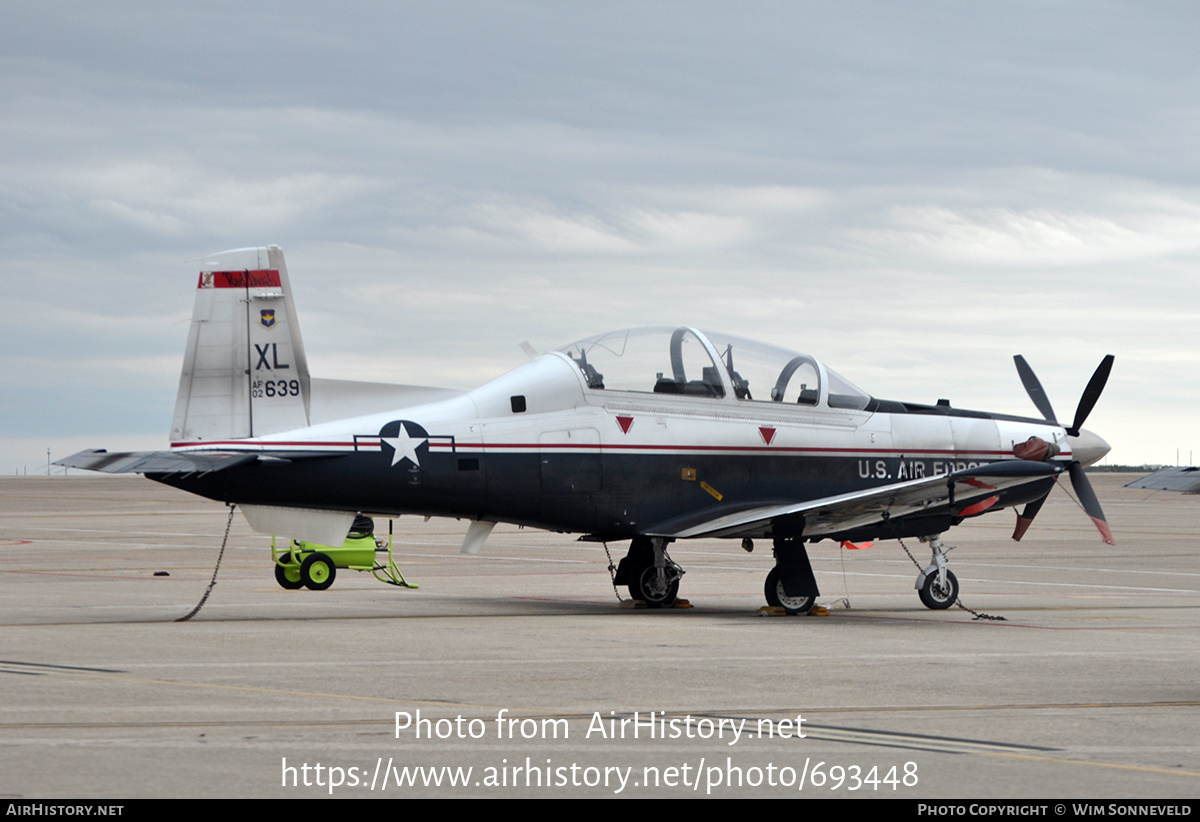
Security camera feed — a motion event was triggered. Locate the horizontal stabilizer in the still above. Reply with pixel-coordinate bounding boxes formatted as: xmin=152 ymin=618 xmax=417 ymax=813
xmin=56 ymin=449 xmax=259 ymax=474
xmin=56 ymin=448 xmax=345 ymax=475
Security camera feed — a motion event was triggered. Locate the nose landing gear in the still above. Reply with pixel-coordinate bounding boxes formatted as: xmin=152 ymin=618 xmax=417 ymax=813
xmin=914 ymin=535 xmax=959 ymax=610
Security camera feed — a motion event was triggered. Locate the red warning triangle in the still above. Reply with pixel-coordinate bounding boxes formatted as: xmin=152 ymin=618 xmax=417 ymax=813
xmin=616 ymin=416 xmax=634 ymax=434
xmin=758 ymin=426 xmax=776 ymax=445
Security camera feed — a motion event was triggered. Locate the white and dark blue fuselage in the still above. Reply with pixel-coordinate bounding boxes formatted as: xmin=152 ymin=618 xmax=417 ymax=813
xmin=155 ymin=329 xmax=1088 ymax=544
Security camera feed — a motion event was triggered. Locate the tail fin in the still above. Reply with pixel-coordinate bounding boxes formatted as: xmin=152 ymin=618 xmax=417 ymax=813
xmin=170 ymin=246 xmax=311 ymax=443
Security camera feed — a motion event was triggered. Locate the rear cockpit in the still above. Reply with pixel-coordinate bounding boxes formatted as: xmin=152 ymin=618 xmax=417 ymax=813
xmin=555 ymin=327 xmax=872 ymax=411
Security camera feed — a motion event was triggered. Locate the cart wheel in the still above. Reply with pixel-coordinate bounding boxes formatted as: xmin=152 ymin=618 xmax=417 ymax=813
xmin=301 ymin=552 xmax=336 ymax=591
xmin=275 ymin=562 xmax=303 ymax=590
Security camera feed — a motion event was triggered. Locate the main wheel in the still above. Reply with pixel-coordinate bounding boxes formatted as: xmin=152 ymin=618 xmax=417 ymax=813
xmin=301 ymin=552 xmax=337 ymax=591
xmin=764 ymin=566 xmax=814 ymax=615
xmin=274 ymin=562 xmax=303 ymax=590
xmin=918 ymin=569 xmax=958 ymax=610
xmin=630 ymin=565 xmax=679 ymax=608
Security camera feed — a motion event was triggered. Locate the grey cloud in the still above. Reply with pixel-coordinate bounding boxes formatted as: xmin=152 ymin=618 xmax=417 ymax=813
xmin=3 ymin=2 xmax=1199 ymax=469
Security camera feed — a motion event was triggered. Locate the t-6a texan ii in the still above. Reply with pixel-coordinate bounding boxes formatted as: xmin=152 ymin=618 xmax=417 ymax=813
xmin=61 ymin=246 xmax=1113 ymax=613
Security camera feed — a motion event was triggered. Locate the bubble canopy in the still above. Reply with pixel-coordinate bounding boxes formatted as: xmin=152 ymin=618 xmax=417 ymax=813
xmin=555 ymin=327 xmax=872 ymax=411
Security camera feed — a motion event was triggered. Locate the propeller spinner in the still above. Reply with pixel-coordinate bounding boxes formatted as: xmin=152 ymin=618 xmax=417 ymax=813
xmin=1011 ymin=355 xmax=1114 ymax=545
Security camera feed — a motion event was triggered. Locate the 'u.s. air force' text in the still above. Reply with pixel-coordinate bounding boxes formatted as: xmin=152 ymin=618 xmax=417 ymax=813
xmin=859 ymin=459 xmax=988 ymax=480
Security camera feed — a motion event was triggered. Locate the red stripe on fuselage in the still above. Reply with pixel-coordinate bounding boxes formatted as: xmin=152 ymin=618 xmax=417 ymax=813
xmin=171 ymin=440 xmax=362 ymax=449
xmin=171 ymin=439 xmax=1041 ymax=459
xmin=437 ymin=442 xmax=1020 ymax=456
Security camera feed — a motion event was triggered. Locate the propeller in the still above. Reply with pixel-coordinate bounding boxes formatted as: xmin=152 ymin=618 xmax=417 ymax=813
xmin=1069 ymin=356 xmax=1114 ymax=438
xmin=1011 ymin=355 xmax=1115 ymax=545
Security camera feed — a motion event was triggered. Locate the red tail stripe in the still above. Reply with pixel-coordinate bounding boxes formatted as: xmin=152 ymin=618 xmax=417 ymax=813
xmin=199 ymin=270 xmax=281 ymax=289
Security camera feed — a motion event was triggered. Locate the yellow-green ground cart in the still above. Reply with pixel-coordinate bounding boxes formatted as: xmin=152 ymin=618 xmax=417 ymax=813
xmin=272 ymin=515 xmax=416 ymax=590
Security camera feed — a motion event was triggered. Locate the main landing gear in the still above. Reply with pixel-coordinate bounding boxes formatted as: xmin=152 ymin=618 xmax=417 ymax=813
xmin=613 ymin=536 xmax=684 ymax=607
xmin=914 ymin=535 xmax=959 ymax=610
xmin=611 ymin=533 xmax=963 ymax=613
xmin=767 ymin=533 xmax=964 ymax=613
xmin=765 ymin=537 xmax=820 ymax=614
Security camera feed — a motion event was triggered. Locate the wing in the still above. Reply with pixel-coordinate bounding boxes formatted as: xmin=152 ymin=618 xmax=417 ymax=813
xmin=647 ymin=460 xmax=1063 ymax=540
xmin=1124 ymin=466 xmax=1200 ymax=493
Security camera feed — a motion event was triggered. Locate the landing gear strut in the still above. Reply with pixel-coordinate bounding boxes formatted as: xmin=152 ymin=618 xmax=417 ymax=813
xmin=914 ymin=535 xmax=959 ymax=610
xmin=614 ymin=536 xmax=683 ymax=607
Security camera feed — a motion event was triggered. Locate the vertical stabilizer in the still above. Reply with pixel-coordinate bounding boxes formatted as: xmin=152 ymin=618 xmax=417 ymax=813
xmin=170 ymin=246 xmax=311 ymax=443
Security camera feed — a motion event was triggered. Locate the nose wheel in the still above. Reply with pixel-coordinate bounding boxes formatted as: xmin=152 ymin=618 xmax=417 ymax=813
xmin=914 ymin=536 xmax=958 ymax=610
xmin=918 ymin=568 xmax=959 ymax=609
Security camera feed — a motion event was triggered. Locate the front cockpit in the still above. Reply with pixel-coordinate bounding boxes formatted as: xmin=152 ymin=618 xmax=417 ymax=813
xmin=555 ymin=327 xmax=872 ymax=411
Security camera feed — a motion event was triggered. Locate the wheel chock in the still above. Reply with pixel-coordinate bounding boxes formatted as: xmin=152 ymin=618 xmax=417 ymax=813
xmin=756 ymin=605 xmax=830 ymax=617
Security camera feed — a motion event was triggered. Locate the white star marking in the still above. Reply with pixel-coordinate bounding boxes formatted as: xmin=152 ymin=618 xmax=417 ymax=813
xmin=383 ymin=427 xmax=426 ymax=467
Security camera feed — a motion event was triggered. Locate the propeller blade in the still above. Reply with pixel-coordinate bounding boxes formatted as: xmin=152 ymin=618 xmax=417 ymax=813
xmin=1068 ymin=355 xmax=1114 ymax=437
xmin=1068 ymin=461 xmax=1114 ymax=545
xmin=1011 ymin=491 xmax=1051 ymax=541
xmin=1014 ymin=355 xmax=1057 ymax=423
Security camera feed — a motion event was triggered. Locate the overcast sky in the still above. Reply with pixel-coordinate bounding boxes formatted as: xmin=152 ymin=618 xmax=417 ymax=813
xmin=3 ymin=1 xmax=1198 ymax=471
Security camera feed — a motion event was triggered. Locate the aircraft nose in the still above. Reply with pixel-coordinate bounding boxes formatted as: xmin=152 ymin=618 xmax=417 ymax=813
xmin=1067 ymin=428 xmax=1110 ymax=467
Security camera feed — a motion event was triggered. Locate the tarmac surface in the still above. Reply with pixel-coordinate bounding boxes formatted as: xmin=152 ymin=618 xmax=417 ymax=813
xmin=0 ymin=474 xmax=1196 ymax=798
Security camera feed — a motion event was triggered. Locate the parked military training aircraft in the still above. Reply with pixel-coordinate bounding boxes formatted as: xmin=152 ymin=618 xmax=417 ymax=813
xmin=61 ymin=246 xmax=1115 ymax=613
